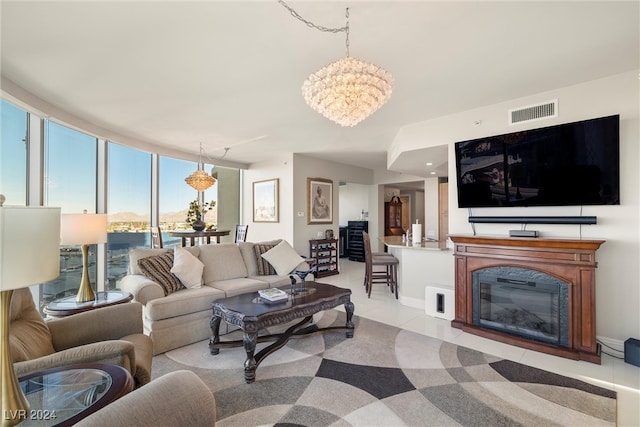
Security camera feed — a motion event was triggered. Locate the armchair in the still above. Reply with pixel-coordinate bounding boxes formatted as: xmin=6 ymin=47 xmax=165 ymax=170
xmin=9 ymin=288 xmax=153 ymax=388
xmin=75 ymin=370 xmax=216 ymax=427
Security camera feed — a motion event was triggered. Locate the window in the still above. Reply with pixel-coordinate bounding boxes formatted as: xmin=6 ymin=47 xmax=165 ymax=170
xmin=43 ymin=121 xmax=97 ymax=308
xmin=0 ymin=100 xmax=28 ymax=205
xmin=107 ymin=142 xmax=151 ymax=289
xmin=158 ymin=156 xmax=217 ymax=246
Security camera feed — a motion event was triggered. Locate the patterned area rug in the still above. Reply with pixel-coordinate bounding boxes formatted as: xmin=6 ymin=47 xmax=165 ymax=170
xmin=152 ymin=310 xmax=616 ymax=426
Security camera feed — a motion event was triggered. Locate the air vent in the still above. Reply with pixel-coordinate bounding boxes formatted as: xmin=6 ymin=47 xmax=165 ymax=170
xmin=508 ymin=100 xmax=558 ymax=125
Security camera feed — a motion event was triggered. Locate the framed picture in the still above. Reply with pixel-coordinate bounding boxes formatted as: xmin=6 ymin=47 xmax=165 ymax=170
xmin=307 ymin=177 xmax=333 ymax=224
xmin=253 ymin=178 xmax=279 ymax=222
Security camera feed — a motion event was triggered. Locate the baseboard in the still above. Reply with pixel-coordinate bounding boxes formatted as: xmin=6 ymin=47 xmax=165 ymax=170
xmin=597 ymin=335 xmax=625 ymax=354
xmin=399 ymin=295 xmax=423 ymax=310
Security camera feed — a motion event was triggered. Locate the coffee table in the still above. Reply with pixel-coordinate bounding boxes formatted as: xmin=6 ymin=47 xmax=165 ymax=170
xmin=209 ymin=282 xmax=354 ymax=383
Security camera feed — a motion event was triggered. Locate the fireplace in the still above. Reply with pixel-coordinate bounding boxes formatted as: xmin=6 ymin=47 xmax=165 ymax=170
xmin=472 ymin=267 xmax=569 ymax=347
xmin=449 ymin=235 xmax=605 ymax=364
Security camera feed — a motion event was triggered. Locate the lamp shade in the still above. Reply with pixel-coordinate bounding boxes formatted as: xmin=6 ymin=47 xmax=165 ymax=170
xmin=0 ymin=206 xmax=61 ymax=291
xmin=60 ymin=213 xmax=108 ymax=245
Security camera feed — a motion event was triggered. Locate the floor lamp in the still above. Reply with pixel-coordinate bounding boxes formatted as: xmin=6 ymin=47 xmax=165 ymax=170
xmin=60 ymin=213 xmax=107 ymax=303
xmin=0 ymin=201 xmax=60 ymax=427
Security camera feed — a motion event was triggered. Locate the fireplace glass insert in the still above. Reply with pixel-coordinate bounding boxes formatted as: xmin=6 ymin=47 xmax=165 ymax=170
xmin=472 ymin=266 xmax=569 ymax=347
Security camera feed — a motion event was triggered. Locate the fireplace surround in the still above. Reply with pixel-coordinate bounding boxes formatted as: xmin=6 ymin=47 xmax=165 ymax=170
xmin=449 ymin=235 xmax=605 ymax=363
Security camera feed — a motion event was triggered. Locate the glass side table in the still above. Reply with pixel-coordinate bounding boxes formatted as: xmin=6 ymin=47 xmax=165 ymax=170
xmin=18 ymin=363 xmax=134 ymax=427
xmin=43 ymin=291 xmax=133 ymax=318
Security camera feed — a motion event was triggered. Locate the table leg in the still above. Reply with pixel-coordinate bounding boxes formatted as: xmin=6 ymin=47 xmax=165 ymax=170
xmin=344 ymin=301 xmax=355 ymax=338
xmin=243 ymin=331 xmax=258 ymax=383
xmin=215 ymin=236 xmax=221 ymax=243
xmin=181 ymin=237 xmax=186 ymax=247
xmin=209 ymin=314 xmax=222 ymax=355
xmin=206 ymin=236 xmax=211 ymax=244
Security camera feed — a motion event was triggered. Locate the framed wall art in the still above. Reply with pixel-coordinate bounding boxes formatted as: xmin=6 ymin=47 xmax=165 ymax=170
xmin=253 ymin=178 xmax=279 ymax=222
xmin=307 ymin=177 xmax=333 ymax=224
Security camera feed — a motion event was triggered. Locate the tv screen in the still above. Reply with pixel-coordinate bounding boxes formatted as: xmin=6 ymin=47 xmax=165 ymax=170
xmin=454 ymin=115 xmax=620 ymax=208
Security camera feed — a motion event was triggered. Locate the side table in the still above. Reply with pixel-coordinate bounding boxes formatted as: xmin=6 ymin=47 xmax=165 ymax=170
xmin=17 ymin=363 xmax=134 ymax=427
xmin=43 ymin=291 xmax=132 ymax=318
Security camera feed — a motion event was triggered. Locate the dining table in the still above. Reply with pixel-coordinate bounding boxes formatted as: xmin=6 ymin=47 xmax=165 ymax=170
xmin=168 ymin=229 xmax=231 ymax=246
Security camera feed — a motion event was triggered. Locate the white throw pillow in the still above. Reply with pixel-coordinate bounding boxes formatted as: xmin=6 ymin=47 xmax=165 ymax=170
xmin=171 ymin=247 xmax=204 ymax=288
xmin=261 ymin=240 xmax=304 ymax=276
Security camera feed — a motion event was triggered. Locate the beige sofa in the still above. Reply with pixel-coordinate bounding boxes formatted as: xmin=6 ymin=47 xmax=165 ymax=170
xmin=121 ymin=240 xmax=309 ymax=354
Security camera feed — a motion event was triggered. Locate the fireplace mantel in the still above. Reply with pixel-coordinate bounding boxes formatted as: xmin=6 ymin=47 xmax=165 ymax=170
xmin=449 ymin=234 xmax=605 ymax=363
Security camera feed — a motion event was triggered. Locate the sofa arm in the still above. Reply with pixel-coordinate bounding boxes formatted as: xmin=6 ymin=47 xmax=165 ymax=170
xmin=75 ymin=370 xmax=216 ymax=427
xmin=120 ymin=274 xmax=165 ymax=305
xmin=48 ymin=303 xmax=144 ymax=351
xmin=14 ymin=340 xmax=136 ymax=379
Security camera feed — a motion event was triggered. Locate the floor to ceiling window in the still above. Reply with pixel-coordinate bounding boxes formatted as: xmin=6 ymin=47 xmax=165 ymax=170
xmin=0 ymin=99 xmax=28 ymax=206
xmin=107 ymin=141 xmax=151 ymax=289
xmin=42 ymin=121 xmax=98 ymax=309
xmin=158 ymin=156 xmax=217 ymax=247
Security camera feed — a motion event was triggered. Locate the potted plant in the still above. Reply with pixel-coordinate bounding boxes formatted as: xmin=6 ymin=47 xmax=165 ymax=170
xmin=186 ymin=199 xmax=215 ymax=231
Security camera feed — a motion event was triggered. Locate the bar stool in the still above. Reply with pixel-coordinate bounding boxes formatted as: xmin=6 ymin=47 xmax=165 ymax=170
xmin=362 ymin=231 xmax=399 ymax=299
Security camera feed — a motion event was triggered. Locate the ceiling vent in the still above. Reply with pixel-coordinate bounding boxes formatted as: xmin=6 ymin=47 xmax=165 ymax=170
xmin=508 ymin=100 xmax=558 ymax=125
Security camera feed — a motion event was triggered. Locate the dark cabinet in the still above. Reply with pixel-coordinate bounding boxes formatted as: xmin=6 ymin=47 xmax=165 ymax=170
xmin=384 ymin=197 xmax=403 ymax=236
xmin=309 ymin=239 xmax=339 ymax=277
xmin=347 ymin=221 xmax=368 ymax=262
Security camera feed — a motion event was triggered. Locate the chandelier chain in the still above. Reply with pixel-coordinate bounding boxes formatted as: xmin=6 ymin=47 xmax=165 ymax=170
xmin=278 ymin=0 xmax=347 ymax=34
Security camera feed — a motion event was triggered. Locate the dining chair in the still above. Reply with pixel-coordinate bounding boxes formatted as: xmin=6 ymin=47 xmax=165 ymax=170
xmin=234 ymin=224 xmax=248 ymax=243
xmin=363 ymin=231 xmax=399 ymax=299
xmin=150 ymin=226 xmax=163 ymax=248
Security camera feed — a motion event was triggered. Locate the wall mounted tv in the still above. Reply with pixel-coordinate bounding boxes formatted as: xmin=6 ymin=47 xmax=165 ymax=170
xmin=454 ymin=115 xmax=620 ymax=208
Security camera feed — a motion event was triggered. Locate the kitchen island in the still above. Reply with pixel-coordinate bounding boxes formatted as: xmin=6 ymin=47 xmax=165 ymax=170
xmin=378 ymin=236 xmax=453 ymax=311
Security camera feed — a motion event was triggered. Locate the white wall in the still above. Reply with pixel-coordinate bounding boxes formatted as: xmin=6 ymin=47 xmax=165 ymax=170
xmin=292 ymin=154 xmax=373 ymax=256
xmin=391 ymin=71 xmax=640 ymax=344
xmin=338 ymin=183 xmax=370 ymax=226
xmin=242 ymin=155 xmax=294 ymax=244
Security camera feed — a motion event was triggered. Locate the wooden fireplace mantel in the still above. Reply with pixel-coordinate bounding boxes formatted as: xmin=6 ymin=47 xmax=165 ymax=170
xmin=449 ymin=234 xmax=605 ymax=364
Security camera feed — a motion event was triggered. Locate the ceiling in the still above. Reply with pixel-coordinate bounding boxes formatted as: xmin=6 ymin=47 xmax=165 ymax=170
xmin=1 ymin=1 xmax=638 ymax=177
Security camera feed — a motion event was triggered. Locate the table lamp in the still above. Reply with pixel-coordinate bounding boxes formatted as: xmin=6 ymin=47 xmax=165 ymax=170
xmin=60 ymin=212 xmax=107 ymax=303
xmin=1 ymin=198 xmax=61 ymax=427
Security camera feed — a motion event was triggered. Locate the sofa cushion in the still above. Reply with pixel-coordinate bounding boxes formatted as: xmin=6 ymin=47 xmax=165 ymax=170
xmin=144 ymin=286 xmax=226 ymax=321
xmin=253 ymin=241 xmax=281 ymax=275
xmin=261 ymin=240 xmax=305 ymax=276
xmin=137 ymin=252 xmax=184 ymax=296
xmin=208 ymin=277 xmax=270 ymax=298
xmin=128 ymin=248 xmax=170 ymax=275
xmin=239 ymin=240 xmax=281 ymax=276
xmin=171 ymin=247 xmax=204 ymax=288
xmin=199 ymin=243 xmax=248 ymax=284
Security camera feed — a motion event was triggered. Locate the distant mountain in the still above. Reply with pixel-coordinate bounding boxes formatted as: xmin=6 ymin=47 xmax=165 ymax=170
xmin=108 ymin=206 xmax=218 ymax=224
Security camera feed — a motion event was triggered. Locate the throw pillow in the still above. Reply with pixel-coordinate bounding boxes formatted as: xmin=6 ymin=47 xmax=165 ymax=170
xmin=137 ymin=252 xmax=184 ymax=296
xmin=261 ymin=240 xmax=304 ymax=276
xmin=253 ymin=242 xmax=280 ymax=275
xmin=171 ymin=247 xmax=204 ymax=288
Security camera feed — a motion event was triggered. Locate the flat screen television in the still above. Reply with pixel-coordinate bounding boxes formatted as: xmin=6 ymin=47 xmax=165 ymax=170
xmin=454 ymin=115 xmax=620 ymax=208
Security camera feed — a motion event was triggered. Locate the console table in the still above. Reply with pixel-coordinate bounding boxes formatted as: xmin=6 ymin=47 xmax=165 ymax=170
xmin=168 ymin=229 xmax=230 ymax=246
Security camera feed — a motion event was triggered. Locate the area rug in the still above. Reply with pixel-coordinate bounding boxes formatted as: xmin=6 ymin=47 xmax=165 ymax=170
xmin=152 ymin=310 xmax=616 ymax=426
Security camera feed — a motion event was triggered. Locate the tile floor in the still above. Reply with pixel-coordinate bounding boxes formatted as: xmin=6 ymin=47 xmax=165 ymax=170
xmin=321 ymin=259 xmax=640 ymax=426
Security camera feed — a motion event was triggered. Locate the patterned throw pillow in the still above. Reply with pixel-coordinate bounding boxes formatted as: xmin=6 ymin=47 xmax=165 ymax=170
xmin=137 ymin=252 xmax=184 ymax=296
xmin=253 ymin=243 xmax=278 ymax=275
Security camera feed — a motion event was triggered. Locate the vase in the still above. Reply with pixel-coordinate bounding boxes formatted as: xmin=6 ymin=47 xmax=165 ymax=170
xmin=192 ymin=219 xmax=206 ymax=231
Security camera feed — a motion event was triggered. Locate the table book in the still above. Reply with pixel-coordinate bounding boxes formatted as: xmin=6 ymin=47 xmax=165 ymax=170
xmin=258 ymin=288 xmax=288 ymax=302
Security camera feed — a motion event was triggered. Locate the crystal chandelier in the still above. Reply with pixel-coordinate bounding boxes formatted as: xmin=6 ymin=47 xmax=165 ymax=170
xmin=280 ymin=1 xmax=393 ymax=127
xmin=185 ymin=143 xmax=216 ymax=191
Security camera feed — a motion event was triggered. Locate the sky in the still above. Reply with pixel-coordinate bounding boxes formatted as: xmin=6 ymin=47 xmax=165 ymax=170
xmin=1 ymin=99 xmax=216 ymax=216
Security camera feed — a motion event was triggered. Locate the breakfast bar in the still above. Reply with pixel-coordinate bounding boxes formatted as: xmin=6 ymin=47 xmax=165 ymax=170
xmin=378 ymin=236 xmax=453 ymax=310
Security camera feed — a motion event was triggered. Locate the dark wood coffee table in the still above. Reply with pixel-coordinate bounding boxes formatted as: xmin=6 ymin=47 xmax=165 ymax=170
xmin=209 ymin=282 xmax=354 ymax=383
